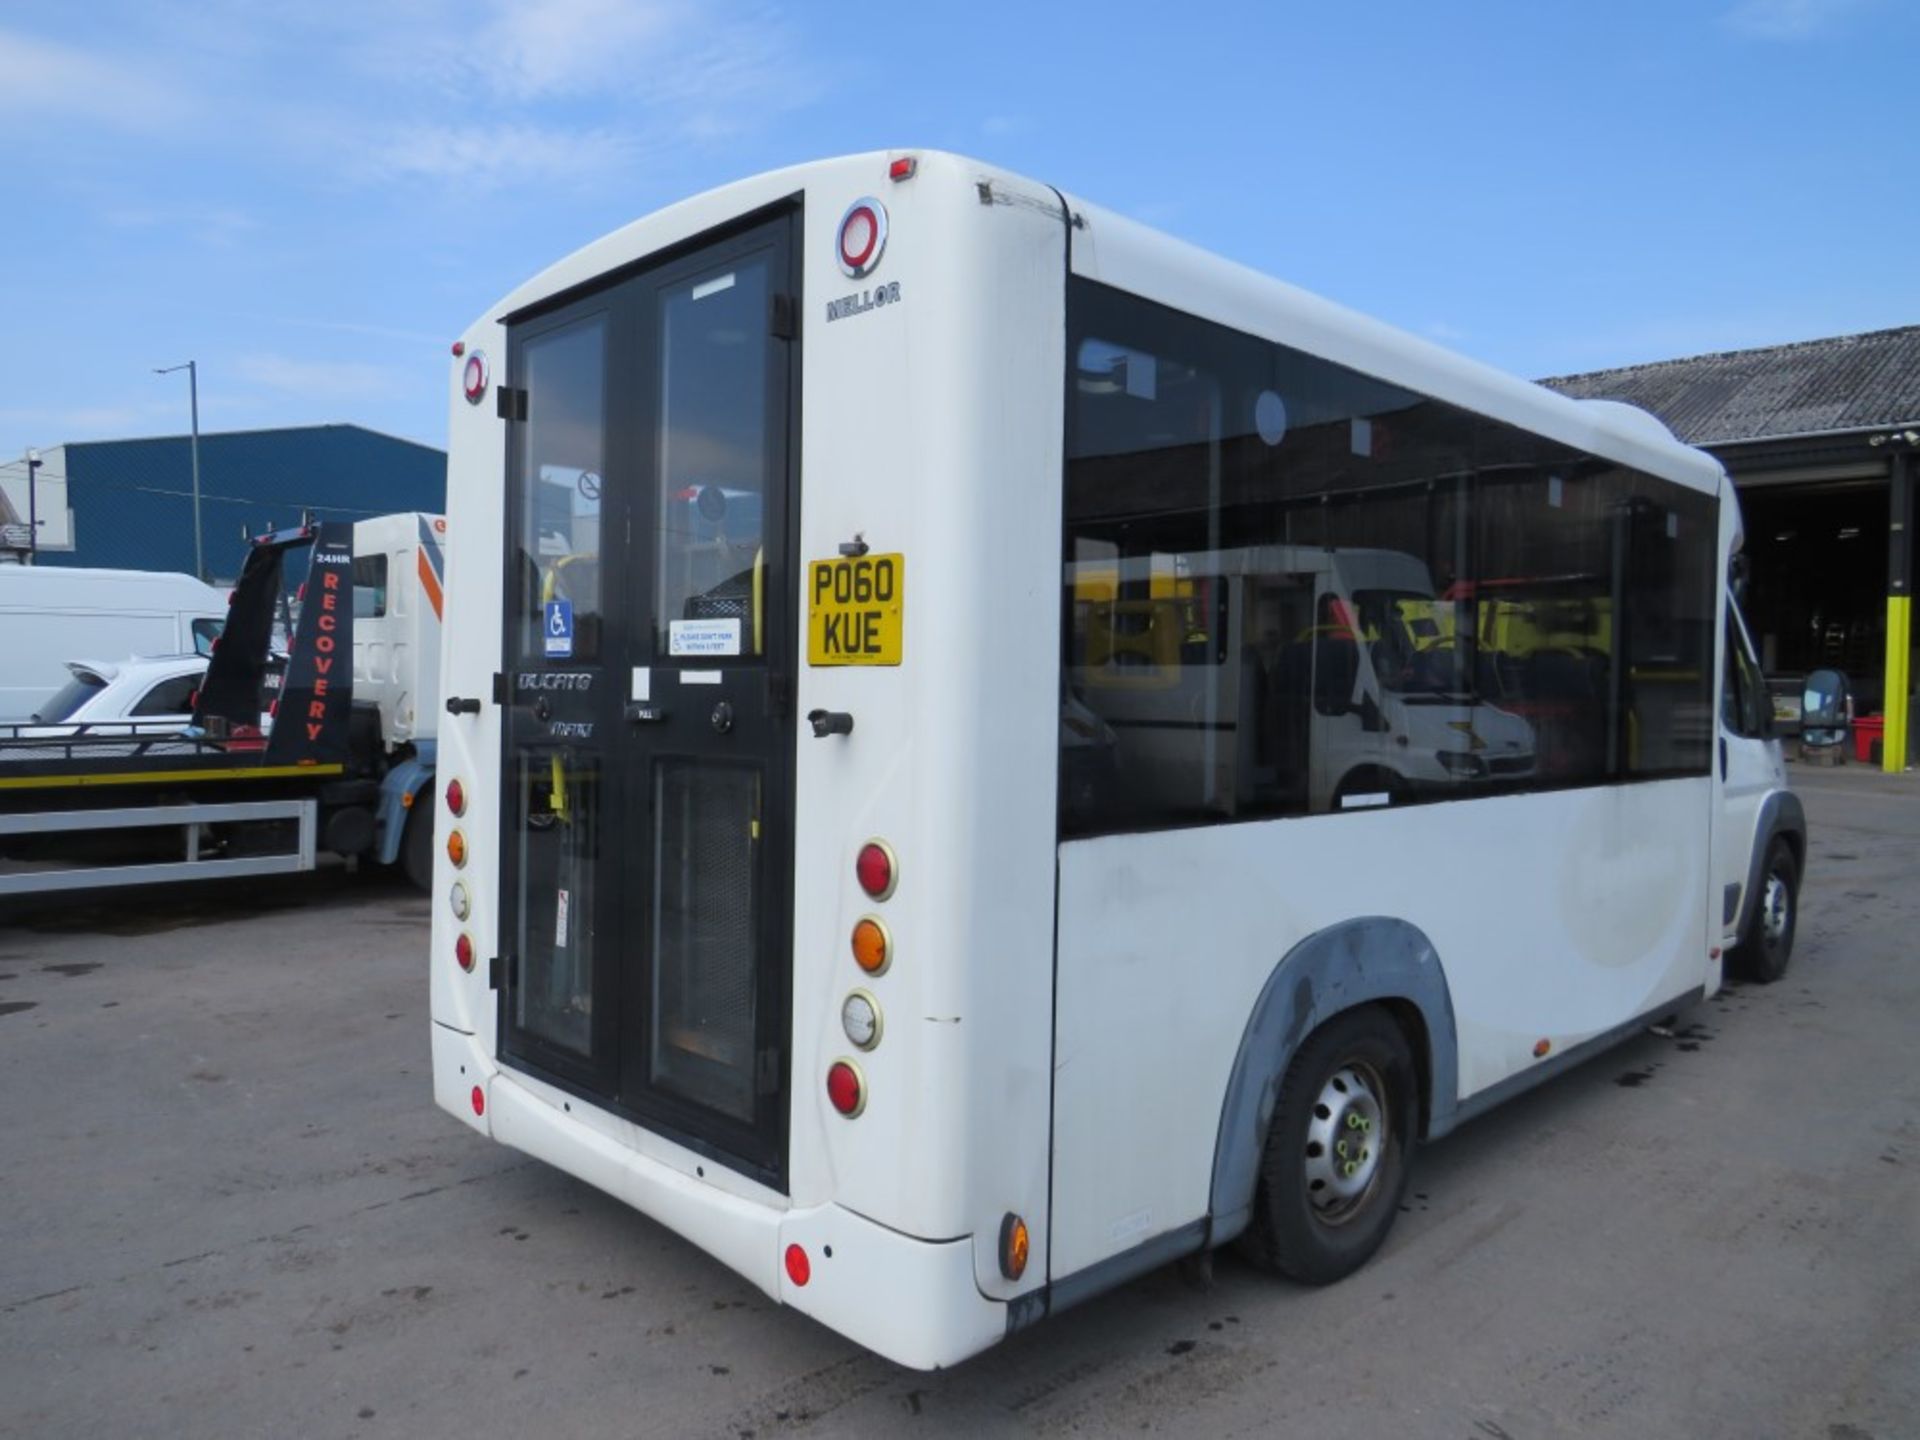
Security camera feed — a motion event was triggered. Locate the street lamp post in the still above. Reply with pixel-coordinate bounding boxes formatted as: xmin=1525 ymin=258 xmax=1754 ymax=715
xmin=25 ymin=448 xmax=41 ymax=563
xmin=154 ymin=360 xmax=205 ymax=580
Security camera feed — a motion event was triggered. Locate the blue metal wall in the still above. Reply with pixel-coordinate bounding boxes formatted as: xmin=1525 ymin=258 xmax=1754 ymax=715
xmin=45 ymin=425 xmax=446 ymax=581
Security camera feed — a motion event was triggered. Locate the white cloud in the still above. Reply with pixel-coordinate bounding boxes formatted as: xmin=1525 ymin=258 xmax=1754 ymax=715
xmin=353 ymin=121 xmax=645 ymax=190
xmin=100 ymin=205 xmax=260 ymax=247
xmin=1722 ymin=0 xmax=1868 ymax=39
xmin=234 ymin=354 xmax=399 ymax=399
xmin=474 ymin=0 xmax=682 ymax=102
xmin=0 ymin=26 xmax=194 ymax=128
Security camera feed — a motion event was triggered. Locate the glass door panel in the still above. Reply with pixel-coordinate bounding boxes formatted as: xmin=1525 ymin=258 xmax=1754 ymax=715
xmin=655 ymin=257 xmax=771 ymax=661
xmin=649 ymin=760 xmax=761 ymax=1121
xmin=512 ymin=752 xmax=600 ymax=1057
xmin=500 ymin=303 xmax=619 ymax=1087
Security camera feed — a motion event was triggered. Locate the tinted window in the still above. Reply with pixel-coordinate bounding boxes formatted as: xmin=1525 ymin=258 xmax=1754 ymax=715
xmin=131 ymin=673 xmax=202 ymax=717
xmin=1060 ymin=280 xmax=1717 ymax=838
xmin=1724 ymin=602 xmax=1769 ymax=738
xmin=32 ymin=671 xmax=106 ymax=723
xmin=353 ymin=554 xmax=388 ymax=619
xmin=513 ymin=313 xmax=607 ymax=663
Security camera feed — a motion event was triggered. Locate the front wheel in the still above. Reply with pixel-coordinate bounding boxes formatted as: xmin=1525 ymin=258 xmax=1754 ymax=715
xmin=1240 ymin=1006 xmax=1417 ymax=1285
xmin=1732 ymin=837 xmax=1799 ymax=984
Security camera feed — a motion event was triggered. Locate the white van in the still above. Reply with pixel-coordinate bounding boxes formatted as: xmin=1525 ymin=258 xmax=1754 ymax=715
xmin=1068 ymin=545 xmax=1537 ymax=818
xmin=0 ymin=566 xmax=229 ymax=721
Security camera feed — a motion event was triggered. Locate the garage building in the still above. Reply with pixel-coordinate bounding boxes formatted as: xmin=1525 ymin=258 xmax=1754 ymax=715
xmin=1544 ymin=325 xmax=1920 ymax=771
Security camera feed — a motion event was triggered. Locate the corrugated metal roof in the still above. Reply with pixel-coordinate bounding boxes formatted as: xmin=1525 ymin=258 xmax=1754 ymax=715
xmin=1540 ymin=325 xmax=1920 ymax=447
xmin=43 ymin=424 xmax=445 ymax=580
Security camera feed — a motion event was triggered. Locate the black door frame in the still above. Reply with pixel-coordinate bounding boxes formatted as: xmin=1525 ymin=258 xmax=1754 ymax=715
xmin=495 ymin=202 xmax=801 ymax=1189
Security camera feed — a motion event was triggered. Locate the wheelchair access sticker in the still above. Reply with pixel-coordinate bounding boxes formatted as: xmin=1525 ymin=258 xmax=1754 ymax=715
xmin=544 ymin=599 xmax=574 ymax=659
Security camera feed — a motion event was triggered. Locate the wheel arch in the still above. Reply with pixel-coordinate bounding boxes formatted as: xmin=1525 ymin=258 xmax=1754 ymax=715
xmin=1736 ymin=788 xmax=1807 ymax=938
xmin=1207 ymin=916 xmax=1458 ymax=1248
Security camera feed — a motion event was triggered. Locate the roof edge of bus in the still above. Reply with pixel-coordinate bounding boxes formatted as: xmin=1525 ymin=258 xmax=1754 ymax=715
xmin=464 ymin=150 xmax=1726 ymax=499
xmin=1054 ymin=190 xmax=1728 ymax=497
xmin=470 ymin=149 xmax=1016 ymax=329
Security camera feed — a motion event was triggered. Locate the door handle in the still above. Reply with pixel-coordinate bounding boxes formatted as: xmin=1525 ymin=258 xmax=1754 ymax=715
xmin=1719 ymin=737 xmax=1728 ymax=781
xmin=808 ymin=709 xmax=854 ymax=738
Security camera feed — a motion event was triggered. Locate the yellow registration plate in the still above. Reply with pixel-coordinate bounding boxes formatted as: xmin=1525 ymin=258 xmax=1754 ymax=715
xmin=808 ymin=553 xmax=904 ymax=665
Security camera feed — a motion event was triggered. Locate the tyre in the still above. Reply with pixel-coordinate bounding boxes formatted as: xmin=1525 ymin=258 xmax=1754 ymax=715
xmin=1732 ymin=836 xmax=1799 ymax=984
xmin=401 ymin=799 xmax=435 ymax=892
xmin=1239 ymin=1006 xmax=1417 ymax=1284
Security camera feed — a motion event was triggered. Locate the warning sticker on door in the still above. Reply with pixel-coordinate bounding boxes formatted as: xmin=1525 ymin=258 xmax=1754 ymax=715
xmin=555 ymin=888 xmax=570 ymax=949
xmin=668 ymin=618 xmax=741 ymax=657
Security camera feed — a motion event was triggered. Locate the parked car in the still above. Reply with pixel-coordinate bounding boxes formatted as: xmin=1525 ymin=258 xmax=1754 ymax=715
xmin=0 ymin=566 xmax=230 ymax=720
xmin=14 ymin=654 xmax=279 ymax=737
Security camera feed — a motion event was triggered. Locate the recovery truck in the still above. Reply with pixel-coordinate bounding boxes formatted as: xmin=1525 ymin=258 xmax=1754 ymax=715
xmin=0 ymin=514 xmax=447 ymax=900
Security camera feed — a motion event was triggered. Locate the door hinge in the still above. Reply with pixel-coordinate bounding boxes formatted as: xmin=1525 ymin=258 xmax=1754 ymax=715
xmin=496 ymin=386 xmax=529 ymax=422
xmin=754 ymin=1046 xmax=783 ymax=1097
xmin=489 ymin=954 xmax=515 ymax=991
xmin=770 ymin=292 xmax=798 ymax=341
xmin=491 ymin=671 xmax=508 ymax=705
xmin=765 ymin=672 xmax=793 ymax=720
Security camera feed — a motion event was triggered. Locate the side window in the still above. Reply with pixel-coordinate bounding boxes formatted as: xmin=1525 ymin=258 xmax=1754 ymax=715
xmin=1058 ymin=277 xmax=1719 ymax=840
xmin=353 ymin=554 xmax=389 ymax=618
xmin=131 ymin=673 xmax=201 ymax=717
xmin=1724 ymin=602 xmax=1769 ymax=738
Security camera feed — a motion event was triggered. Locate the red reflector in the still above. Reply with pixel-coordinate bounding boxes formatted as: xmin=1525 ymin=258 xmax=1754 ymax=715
xmin=826 ymin=1060 xmax=864 ymax=1117
xmin=470 ymin=1085 xmax=485 ymax=1116
xmin=889 ymin=156 xmax=916 ymax=181
xmin=455 ymin=933 xmax=474 ymax=971
xmin=462 ymin=353 xmax=487 ymax=402
xmin=855 ymin=841 xmax=895 ymax=901
xmin=784 ymin=1243 xmax=811 ymax=1286
xmin=840 ymin=207 xmax=877 ymax=271
xmin=446 ymin=778 xmax=466 ymax=816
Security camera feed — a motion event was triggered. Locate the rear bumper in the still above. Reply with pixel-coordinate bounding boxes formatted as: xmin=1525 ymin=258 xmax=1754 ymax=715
xmin=432 ymin=1023 xmax=1006 ymax=1369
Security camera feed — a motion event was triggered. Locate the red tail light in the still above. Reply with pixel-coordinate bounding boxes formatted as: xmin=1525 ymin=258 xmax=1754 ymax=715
xmin=784 ymin=1244 xmax=811 ymax=1286
xmin=445 ymin=777 xmax=466 ymax=816
xmin=826 ymin=1060 xmax=865 ymax=1117
xmin=855 ymin=840 xmax=896 ymax=901
xmin=470 ymin=1085 xmax=485 ymax=1116
xmin=454 ymin=933 xmax=474 ymax=972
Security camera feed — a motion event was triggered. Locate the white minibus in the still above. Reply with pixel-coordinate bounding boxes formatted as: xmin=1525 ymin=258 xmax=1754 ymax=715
xmin=428 ymin=152 xmax=1804 ymax=1368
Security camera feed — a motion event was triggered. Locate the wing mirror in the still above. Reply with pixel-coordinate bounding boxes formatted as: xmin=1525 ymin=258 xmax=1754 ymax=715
xmin=1801 ymin=668 xmax=1851 ymax=746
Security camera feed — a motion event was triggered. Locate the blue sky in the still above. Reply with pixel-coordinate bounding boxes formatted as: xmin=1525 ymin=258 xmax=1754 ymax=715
xmin=3 ymin=0 xmax=1914 ymax=464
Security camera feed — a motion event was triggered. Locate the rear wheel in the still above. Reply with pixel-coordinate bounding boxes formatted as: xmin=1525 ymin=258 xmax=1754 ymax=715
xmin=401 ymin=798 xmax=435 ymax=892
xmin=1732 ymin=837 xmax=1799 ymax=984
xmin=1240 ymin=1006 xmax=1417 ymax=1284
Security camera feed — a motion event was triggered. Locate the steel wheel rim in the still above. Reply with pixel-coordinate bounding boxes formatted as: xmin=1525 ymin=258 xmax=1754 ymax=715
xmin=1302 ymin=1060 xmax=1388 ymax=1225
xmin=1762 ymin=871 xmax=1791 ymax=943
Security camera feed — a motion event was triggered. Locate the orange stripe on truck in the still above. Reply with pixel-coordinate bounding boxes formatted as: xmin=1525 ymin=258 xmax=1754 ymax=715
xmin=418 ymin=546 xmax=444 ymax=621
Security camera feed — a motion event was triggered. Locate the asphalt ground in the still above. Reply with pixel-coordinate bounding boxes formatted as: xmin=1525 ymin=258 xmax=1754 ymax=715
xmin=2 ymin=766 xmax=1915 ymax=1439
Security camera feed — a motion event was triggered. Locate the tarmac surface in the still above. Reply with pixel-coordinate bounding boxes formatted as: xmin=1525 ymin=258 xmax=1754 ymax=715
xmin=2 ymin=763 xmax=1916 ymax=1439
